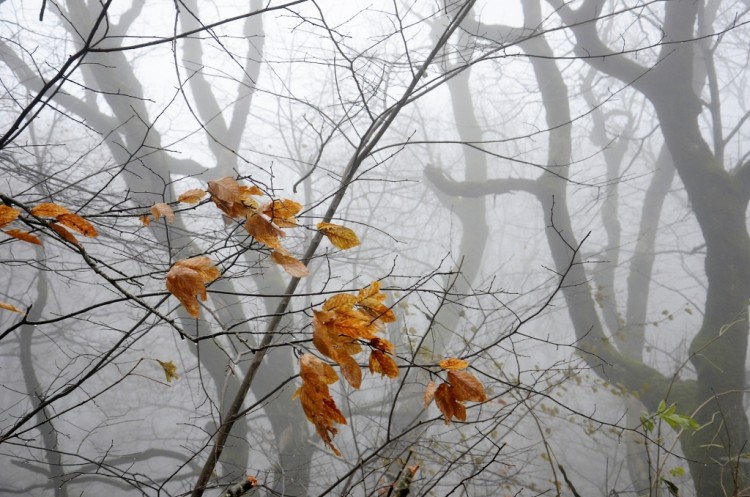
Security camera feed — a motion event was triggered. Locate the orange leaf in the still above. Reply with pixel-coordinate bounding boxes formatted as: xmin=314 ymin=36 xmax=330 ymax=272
xmin=177 ymin=189 xmax=207 ymax=204
xmin=56 ymin=213 xmax=97 ymax=237
xmin=369 ymin=349 xmax=399 ymax=379
xmin=4 ymin=229 xmax=42 ymax=245
xmin=262 ymin=199 xmax=302 ymax=228
xmin=357 ymin=282 xmax=396 ymax=323
xmin=317 ymin=222 xmax=360 ymax=249
xmin=447 ymin=370 xmax=487 ymax=402
xmin=150 ymin=203 xmax=175 ymax=223
xmin=323 ymin=293 xmax=358 ymax=312
xmin=423 ymin=381 xmax=437 ymax=408
xmin=239 ymin=184 xmax=264 ymax=197
xmin=298 ymin=353 xmax=339 ymax=385
xmin=165 ymin=256 xmax=220 ymax=318
xmin=271 ymin=248 xmax=309 ymax=278
xmin=50 ymin=223 xmax=79 ymax=245
xmin=369 ymin=337 xmax=394 ymax=354
xmin=208 ymin=177 xmax=246 ymax=218
xmin=295 ymin=354 xmax=346 ymax=455
xmin=434 ymin=382 xmax=457 ymax=424
xmin=139 ymin=214 xmax=151 ymax=226
xmin=245 ymin=212 xmax=284 ymax=248
xmin=312 ymin=311 xmax=362 ymax=366
xmin=338 ymin=353 xmax=362 ymax=389
xmin=439 ymin=358 xmax=469 ymax=371
xmin=0 ymin=301 xmax=24 ymax=314
xmin=31 ymin=203 xmax=69 ymax=217
xmin=0 ymin=205 xmax=20 ymax=228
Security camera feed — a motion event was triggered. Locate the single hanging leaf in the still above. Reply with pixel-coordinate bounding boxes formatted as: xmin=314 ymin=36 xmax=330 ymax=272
xmin=317 ymin=222 xmax=360 ymax=249
xmin=150 ymin=203 xmax=175 ymax=223
xmin=369 ymin=349 xmax=399 ymax=378
xmin=244 ymin=212 xmax=284 ymax=248
xmin=447 ymin=370 xmax=487 ymax=402
xmin=271 ymin=248 xmax=309 ymax=278
xmin=156 ymin=359 xmax=179 ymax=383
xmin=208 ymin=176 xmax=246 ymax=218
xmin=4 ymin=229 xmax=42 ymax=246
xmin=439 ymin=357 xmax=469 ymax=371
xmin=50 ymin=222 xmax=79 ymax=245
xmin=423 ymin=381 xmax=438 ymax=408
xmin=31 ymin=203 xmax=70 ymax=217
xmin=434 ymin=382 xmax=458 ymax=424
xmin=0 ymin=301 xmax=24 ymax=314
xmin=56 ymin=213 xmax=97 ymax=237
xmin=165 ymin=256 xmax=220 ymax=318
xmin=139 ymin=214 xmax=151 ymax=226
xmin=177 ymin=188 xmax=207 ymax=204
xmin=262 ymin=199 xmax=302 ymax=228
xmin=0 ymin=205 xmax=20 ymax=228
xmin=356 ymin=281 xmax=396 ymax=322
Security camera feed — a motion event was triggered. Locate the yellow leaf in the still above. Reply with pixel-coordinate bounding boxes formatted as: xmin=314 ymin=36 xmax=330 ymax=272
xmin=357 ymin=281 xmax=396 ymax=322
xmin=0 ymin=205 xmax=20 ymax=228
xmin=156 ymin=359 xmax=179 ymax=383
xmin=177 ymin=189 xmax=207 ymax=204
xmin=317 ymin=222 xmax=360 ymax=250
xmin=150 ymin=203 xmax=175 ymax=223
xmin=4 ymin=229 xmax=42 ymax=246
xmin=31 ymin=203 xmax=70 ymax=217
xmin=323 ymin=293 xmax=358 ymax=312
xmin=165 ymin=256 xmax=220 ymax=318
xmin=439 ymin=358 xmax=469 ymax=371
xmin=262 ymin=199 xmax=302 ymax=228
xmin=56 ymin=213 xmax=97 ymax=237
xmin=0 ymin=301 xmax=24 ymax=314
xmin=447 ymin=370 xmax=487 ymax=402
xmin=271 ymin=248 xmax=309 ymax=278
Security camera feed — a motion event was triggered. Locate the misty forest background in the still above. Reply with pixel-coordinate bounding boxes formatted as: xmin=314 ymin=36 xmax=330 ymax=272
xmin=1 ymin=1 xmax=750 ymax=496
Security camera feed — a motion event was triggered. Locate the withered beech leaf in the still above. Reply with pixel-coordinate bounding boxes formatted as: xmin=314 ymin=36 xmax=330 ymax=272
xmin=245 ymin=212 xmax=284 ymax=248
xmin=56 ymin=213 xmax=97 ymax=237
xmin=50 ymin=223 xmax=79 ymax=245
xmin=0 ymin=301 xmax=24 ymax=314
xmin=156 ymin=359 xmax=179 ymax=383
xmin=356 ymin=281 xmax=396 ymax=323
xmin=0 ymin=205 xmax=20 ymax=228
xmin=317 ymin=222 xmax=360 ymax=250
xmin=31 ymin=203 xmax=70 ymax=218
xmin=271 ymin=248 xmax=309 ymax=278
xmin=438 ymin=357 xmax=469 ymax=371
xmin=423 ymin=380 xmax=438 ymax=408
xmin=151 ymin=203 xmax=175 ymax=223
xmin=447 ymin=370 xmax=487 ymax=403
xmin=4 ymin=229 xmax=42 ymax=246
xmin=369 ymin=349 xmax=398 ymax=379
xmin=262 ymin=199 xmax=302 ymax=228
xmin=434 ymin=382 xmax=457 ymax=424
xmin=139 ymin=214 xmax=151 ymax=226
xmin=177 ymin=189 xmax=207 ymax=204
xmin=165 ymin=256 xmax=220 ymax=318
xmin=208 ymin=177 xmax=246 ymax=218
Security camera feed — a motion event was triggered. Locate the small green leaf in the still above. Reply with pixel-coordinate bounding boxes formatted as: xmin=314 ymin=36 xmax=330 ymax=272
xmin=157 ymin=359 xmax=179 ymax=383
xmin=669 ymin=466 xmax=685 ymax=477
xmin=640 ymin=412 xmax=655 ymax=433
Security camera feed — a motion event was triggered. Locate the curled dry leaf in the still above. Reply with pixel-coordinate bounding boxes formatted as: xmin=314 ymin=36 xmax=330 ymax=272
xmin=165 ymin=256 xmax=220 ymax=318
xmin=423 ymin=380 xmax=438 ymax=408
xmin=150 ymin=203 xmax=175 ymax=223
xmin=271 ymin=248 xmax=309 ymax=278
xmin=139 ymin=214 xmax=151 ymax=226
xmin=0 ymin=301 xmax=24 ymax=314
xmin=50 ymin=223 xmax=79 ymax=245
xmin=208 ymin=176 xmax=246 ymax=218
xmin=31 ymin=203 xmax=70 ymax=217
xmin=245 ymin=212 xmax=284 ymax=248
xmin=156 ymin=359 xmax=179 ymax=383
xmin=0 ymin=205 xmax=20 ymax=228
xmin=438 ymin=357 xmax=469 ymax=371
xmin=177 ymin=188 xmax=207 ymax=204
xmin=317 ymin=222 xmax=360 ymax=250
xmin=4 ymin=229 xmax=42 ymax=246
xmin=56 ymin=213 xmax=97 ymax=237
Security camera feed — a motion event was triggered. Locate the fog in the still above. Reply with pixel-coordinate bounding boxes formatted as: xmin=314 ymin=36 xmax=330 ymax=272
xmin=1 ymin=1 xmax=748 ymax=496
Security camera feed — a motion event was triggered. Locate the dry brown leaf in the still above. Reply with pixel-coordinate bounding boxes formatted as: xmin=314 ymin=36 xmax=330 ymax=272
xmin=165 ymin=256 xmax=220 ymax=318
xmin=338 ymin=353 xmax=362 ymax=389
xmin=447 ymin=370 xmax=487 ymax=402
xmin=244 ymin=212 xmax=284 ymax=248
xmin=262 ymin=199 xmax=302 ymax=228
xmin=439 ymin=358 xmax=469 ymax=371
xmin=151 ymin=203 xmax=175 ymax=223
xmin=369 ymin=349 xmax=399 ymax=379
xmin=357 ymin=281 xmax=396 ymax=322
xmin=323 ymin=293 xmax=358 ymax=312
xmin=434 ymin=382 xmax=457 ymax=424
xmin=0 ymin=301 xmax=24 ymax=314
xmin=177 ymin=189 xmax=207 ymax=204
xmin=423 ymin=381 xmax=438 ymax=408
xmin=317 ymin=222 xmax=360 ymax=249
xmin=208 ymin=177 xmax=246 ymax=218
xmin=271 ymin=248 xmax=309 ymax=278
xmin=56 ymin=213 xmax=97 ymax=237
xmin=31 ymin=203 xmax=70 ymax=217
xmin=4 ymin=229 xmax=42 ymax=246
xmin=50 ymin=223 xmax=79 ymax=245
xmin=139 ymin=214 xmax=151 ymax=226
xmin=0 ymin=205 xmax=20 ymax=228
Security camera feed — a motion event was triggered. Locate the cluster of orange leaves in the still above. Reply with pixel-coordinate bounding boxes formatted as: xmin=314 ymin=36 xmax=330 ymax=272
xmin=294 ymin=281 xmax=398 ymax=455
xmin=154 ymin=176 xmax=360 ymax=318
xmin=423 ymin=358 xmax=487 ymax=424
